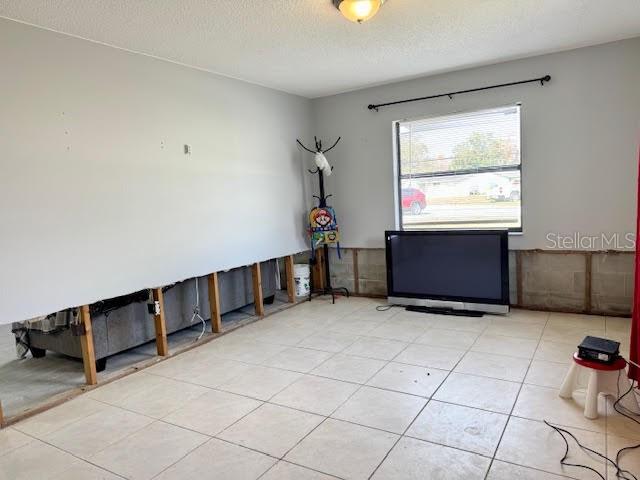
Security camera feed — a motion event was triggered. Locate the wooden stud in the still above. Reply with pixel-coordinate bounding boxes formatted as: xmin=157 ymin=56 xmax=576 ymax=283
xmin=79 ymin=305 xmax=97 ymax=386
xmin=208 ymin=272 xmax=223 ymax=333
xmin=252 ymin=263 xmax=265 ymax=316
xmin=285 ymin=255 xmax=296 ymax=303
xmin=352 ymin=248 xmax=360 ymax=295
xmin=151 ymin=288 xmax=169 ymax=356
xmin=311 ymin=253 xmax=319 ymax=291
xmin=515 ymin=250 xmax=523 ymax=307
xmin=319 ymin=249 xmax=326 ymax=289
xmin=585 ymin=252 xmax=593 ymax=314
xmin=312 ymin=249 xmax=325 ymax=290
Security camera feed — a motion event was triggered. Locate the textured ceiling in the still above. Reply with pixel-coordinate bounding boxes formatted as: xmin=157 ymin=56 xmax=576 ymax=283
xmin=1 ymin=0 xmax=640 ymax=98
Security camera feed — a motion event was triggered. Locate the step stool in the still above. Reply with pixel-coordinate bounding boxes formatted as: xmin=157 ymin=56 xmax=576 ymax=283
xmin=559 ymin=353 xmax=639 ymax=419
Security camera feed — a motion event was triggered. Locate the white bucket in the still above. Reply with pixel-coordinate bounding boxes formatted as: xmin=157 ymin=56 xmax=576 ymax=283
xmin=293 ymin=264 xmax=311 ymax=297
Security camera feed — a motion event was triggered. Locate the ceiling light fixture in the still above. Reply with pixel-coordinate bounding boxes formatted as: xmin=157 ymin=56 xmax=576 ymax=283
xmin=333 ymin=0 xmax=386 ymax=24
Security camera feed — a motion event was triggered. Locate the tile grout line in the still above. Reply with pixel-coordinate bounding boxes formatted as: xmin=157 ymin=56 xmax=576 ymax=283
xmin=93 ymin=310 xmax=576 ymax=478
xmin=266 ymin=355 xmax=394 ymax=472
xmin=253 ymin=307 xmax=414 ymax=479
xmin=482 ymin=310 xmax=552 ymax=480
xmin=256 ymin=456 xmax=345 ymax=480
xmin=86 ymin=381 xmax=609 ymax=456
xmin=185 ymin=303 xmax=393 ymax=479
xmin=8 ymin=303 xmax=615 ymax=480
xmin=147 ymin=433 xmax=271 ymax=480
xmin=11 ymin=402 xmax=108 ymax=439
xmin=492 ymin=458 xmax=583 ymax=480
xmin=252 ymin=301 xmax=398 ymax=480
xmin=180 ymin=326 xmax=543 ymax=382
xmin=111 ymin=346 xmax=547 ymax=407
xmin=143 ymin=420 xmax=213 ymax=479
xmin=13 ymin=428 xmax=130 ymax=480
xmin=18 ymin=392 xmax=587 ymax=480
xmin=366 ymin=316 xmax=494 ymax=480
xmin=145 ymin=300 xmax=376 ymax=480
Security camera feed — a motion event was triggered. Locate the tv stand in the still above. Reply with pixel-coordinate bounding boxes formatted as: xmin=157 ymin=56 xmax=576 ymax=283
xmin=405 ymin=305 xmax=484 ymax=317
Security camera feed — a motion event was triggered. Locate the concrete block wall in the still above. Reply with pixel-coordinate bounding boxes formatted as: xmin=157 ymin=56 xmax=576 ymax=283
xmin=323 ymin=248 xmax=386 ymax=296
xmin=520 ymin=252 xmax=587 ymax=311
xmin=508 ymin=251 xmax=517 ymax=305
xmin=591 ymin=252 xmax=634 ymax=315
xmin=292 ymin=248 xmax=634 ymax=316
xmin=355 ymin=249 xmax=387 ymax=296
xmin=327 ymin=248 xmax=356 ymax=293
xmin=320 ymin=248 xmax=634 ymax=316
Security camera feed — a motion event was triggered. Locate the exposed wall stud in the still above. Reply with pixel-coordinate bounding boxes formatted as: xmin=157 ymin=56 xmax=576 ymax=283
xmin=79 ymin=305 xmax=97 ymax=386
xmin=516 ymin=250 xmax=523 ymax=306
xmin=151 ymin=288 xmax=169 ymax=356
xmin=585 ymin=252 xmax=593 ymax=314
xmin=285 ymin=256 xmax=296 ymax=303
xmin=252 ymin=263 xmax=265 ymax=316
xmin=208 ymin=272 xmax=223 ymax=333
xmin=312 ymin=249 xmax=325 ymax=291
xmin=353 ymin=248 xmax=360 ymax=295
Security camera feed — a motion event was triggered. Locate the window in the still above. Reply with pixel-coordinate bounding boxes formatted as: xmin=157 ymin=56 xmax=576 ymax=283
xmin=395 ymin=105 xmax=522 ymax=231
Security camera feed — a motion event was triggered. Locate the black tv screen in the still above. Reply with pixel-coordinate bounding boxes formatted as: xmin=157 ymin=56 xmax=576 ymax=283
xmin=385 ymin=230 xmax=509 ymax=305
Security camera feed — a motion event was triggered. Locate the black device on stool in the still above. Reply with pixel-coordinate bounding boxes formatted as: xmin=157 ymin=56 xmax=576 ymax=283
xmin=577 ymin=336 xmax=621 ymax=364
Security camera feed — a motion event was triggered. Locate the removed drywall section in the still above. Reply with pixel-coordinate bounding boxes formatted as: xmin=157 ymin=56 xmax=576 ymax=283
xmin=326 ymin=247 xmax=633 ymax=315
xmin=356 ymin=249 xmax=387 ymax=296
xmin=0 ymin=19 xmax=312 ymax=323
xmin=591 ymin=252 xmax=634 ymax=314
xmin=509 ymin=251 xmax=518 ymax=305
xmin=326 ymin=248 xmax=355 ymax=294
xmin=520 ymin=252 xmax=587 ymax=312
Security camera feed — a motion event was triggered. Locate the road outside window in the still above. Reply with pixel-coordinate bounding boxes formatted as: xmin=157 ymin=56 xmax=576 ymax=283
xmin=396 ymin=105 xmax=522 ymax=231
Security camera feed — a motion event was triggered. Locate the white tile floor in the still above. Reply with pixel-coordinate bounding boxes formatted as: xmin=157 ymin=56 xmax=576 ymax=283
xmin=1 ymin=297 xmax=638 ymax=480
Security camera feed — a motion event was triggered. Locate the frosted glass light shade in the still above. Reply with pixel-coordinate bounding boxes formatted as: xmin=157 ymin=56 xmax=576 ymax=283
xmin=335 ymin=0 xmax=384 ymax=23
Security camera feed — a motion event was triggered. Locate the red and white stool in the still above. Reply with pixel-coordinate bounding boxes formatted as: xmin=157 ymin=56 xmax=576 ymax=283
xmin=559 ymin=353 xmax=639 ymax=419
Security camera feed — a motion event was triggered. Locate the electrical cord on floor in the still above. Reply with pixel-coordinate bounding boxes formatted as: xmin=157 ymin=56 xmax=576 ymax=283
xmin=612 ymin=373 xmax=640 ymax=480
xmin=544 ymin=420 xmax=608 ymax=480
xmin=376 ymin=304 xmax=401 ymax=312
xmin=546 ymin=367 xmax=640 ymax=480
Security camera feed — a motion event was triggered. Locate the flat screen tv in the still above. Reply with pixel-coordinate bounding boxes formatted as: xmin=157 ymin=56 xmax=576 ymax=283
xmin=385 ymin=230 xmax=510 ymax=314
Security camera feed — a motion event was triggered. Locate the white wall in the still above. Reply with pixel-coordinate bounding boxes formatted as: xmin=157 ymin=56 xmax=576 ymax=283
xmin=2 ymin=20 xmax=639 ymax=323
xmin=0 ymin=19 xmax=312 ymax=323
xmin=312 ymin=38 xmax=640 ymax=250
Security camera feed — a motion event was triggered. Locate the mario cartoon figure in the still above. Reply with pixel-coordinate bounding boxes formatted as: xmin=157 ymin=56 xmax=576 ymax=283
xmin=309 ymin=206 xmax=341 ymax=258
xmin=313 ymin=208 xmax=333 ymax=228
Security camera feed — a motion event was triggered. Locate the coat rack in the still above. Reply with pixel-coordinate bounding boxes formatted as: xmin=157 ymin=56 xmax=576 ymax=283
xmin=297 ymin=137 xmax=350 ymax=303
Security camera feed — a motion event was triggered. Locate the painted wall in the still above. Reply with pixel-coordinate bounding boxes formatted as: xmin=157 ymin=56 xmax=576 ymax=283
xmin=312 ymin=38 xmax=640 ymax=250
xmin=0 ymin=19 xmax=312 ymax=323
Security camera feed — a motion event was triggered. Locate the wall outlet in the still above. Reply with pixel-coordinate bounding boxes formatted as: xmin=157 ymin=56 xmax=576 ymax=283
xmin=184 ymin=144 xmax=192 ymax=155
xmin=147 ymin=301 xmax=161 ymax=315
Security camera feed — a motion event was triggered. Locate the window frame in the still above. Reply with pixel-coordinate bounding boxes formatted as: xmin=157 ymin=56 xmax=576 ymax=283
xmin=394 ymin=104 xmax=523 ymax=233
